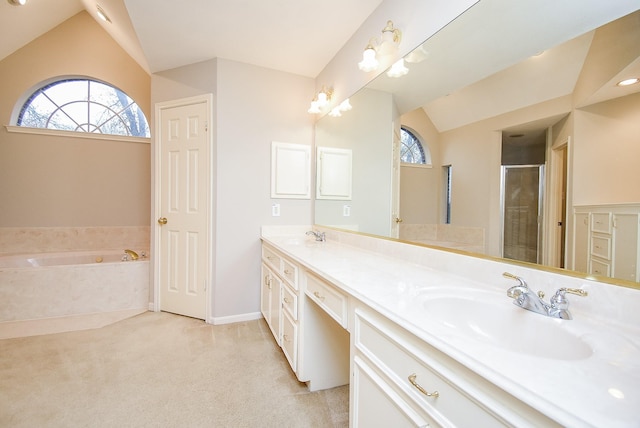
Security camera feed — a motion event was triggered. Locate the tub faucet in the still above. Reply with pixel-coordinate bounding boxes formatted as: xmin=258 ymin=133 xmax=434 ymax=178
xmin=503 ymin=272 xmax=587 ymax=320
xmin=124 ymin=249 xmax=139 ymax=261
xmin=306 ymin=230 xmax=326 ymax=242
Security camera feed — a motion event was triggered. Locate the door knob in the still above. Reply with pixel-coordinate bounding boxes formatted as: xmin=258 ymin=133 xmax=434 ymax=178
xmin=158 ymin=217 xmax=168 ymax=225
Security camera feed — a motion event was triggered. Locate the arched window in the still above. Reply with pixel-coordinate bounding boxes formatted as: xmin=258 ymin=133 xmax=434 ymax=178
xmin=400 ymin=127 xmax=429 ymax=165
xmin=17 ymin=78 xmax=149 ymax=137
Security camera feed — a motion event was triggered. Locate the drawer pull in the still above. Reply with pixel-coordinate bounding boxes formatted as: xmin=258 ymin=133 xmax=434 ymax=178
xmin=283 ymin=334 xmax=291 ymax=342
xmin=408 ymin=373 xmax=439 ymax=398
xmin=313 ymin=291 xmax=325 ymax=301
xmin=284 ymin=269 xmax=291 ymax=275
xmin=283 ymin=297 xmax=291 ymax=304
xmin=264 ymin=275 xmax=271 ymax=289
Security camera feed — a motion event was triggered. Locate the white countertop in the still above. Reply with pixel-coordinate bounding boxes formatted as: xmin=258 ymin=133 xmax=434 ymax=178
xmin=261 ymin=228 xmax=640 ymax=428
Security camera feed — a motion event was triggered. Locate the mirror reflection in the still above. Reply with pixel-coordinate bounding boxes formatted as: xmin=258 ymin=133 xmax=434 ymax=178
xmin=315 ymin=4 xmax=640 ymax=284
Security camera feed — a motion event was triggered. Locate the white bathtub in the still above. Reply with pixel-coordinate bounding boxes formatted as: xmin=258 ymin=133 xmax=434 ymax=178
xmin=0 ymin=250 xmax=150 ymax=339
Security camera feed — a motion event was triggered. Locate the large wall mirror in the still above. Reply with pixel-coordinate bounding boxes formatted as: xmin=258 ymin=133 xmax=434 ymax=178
xmin=315 ymin=0 xmax=640 ymax=287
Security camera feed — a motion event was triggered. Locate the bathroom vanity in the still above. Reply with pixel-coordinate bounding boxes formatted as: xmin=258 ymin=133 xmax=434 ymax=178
xmin=261 ymin=225 xmax=640 ymax=427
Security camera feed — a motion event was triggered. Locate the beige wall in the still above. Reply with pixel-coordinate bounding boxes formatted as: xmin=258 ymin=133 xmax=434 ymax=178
xmin=152 ymin=58 xmax=315 ymax=320
xmin=400 ymin=108 xmax=441 ymax=224
xmin=573 ymin=92 xmax=640 ymax=205
xmin=0 ymin=12 xmax=151 ymax=228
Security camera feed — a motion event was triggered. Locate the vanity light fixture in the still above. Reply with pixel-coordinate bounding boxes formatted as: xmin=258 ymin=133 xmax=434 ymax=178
xmin=96 ymin=4 xmax=112 ymax=23
xmin=405 ymin=45 xmax=429 ymax=64
xmin=7 ymin=0 xmax=27 ymax=5
xmin=338 ymin=99 xmax=352 ymax=111
xmin=358 ymin=43 xmax=379 ymax=72
xmin=386 ymin=58 xmax=409 ymax=78
xmin=307 ymin=87 xmax=333 ymax=114
xmin=617 ymin=77 xmax=639 ymax=87
xmin=329 ymin=107 xmax=342 ymax=117
xmin=358 ymin=20 xmax=402 ymax=72
xmin=328 ymin=99 xmax=353 ymax=118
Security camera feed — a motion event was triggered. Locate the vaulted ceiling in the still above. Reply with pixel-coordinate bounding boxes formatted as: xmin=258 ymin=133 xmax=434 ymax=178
xmin=0 ymin=0 xmax=384 ymax=77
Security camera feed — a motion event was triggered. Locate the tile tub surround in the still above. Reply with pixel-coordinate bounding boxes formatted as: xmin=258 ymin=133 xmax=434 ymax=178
xmin=262 ymin=225 xmax=640 ymax=428
xmin=0 ymin=226 xmax=150 ymax=254
xmin=0 ymin=256 xmax=150 ymax=339
xmin=399 ymin=223 xmax=485 ymax=253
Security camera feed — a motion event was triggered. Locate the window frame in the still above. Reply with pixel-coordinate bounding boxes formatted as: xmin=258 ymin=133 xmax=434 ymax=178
xmin=400 ymin=126 xmax=430 ymax=166
xmin=10 ymin=76 xmax=150 ymax=143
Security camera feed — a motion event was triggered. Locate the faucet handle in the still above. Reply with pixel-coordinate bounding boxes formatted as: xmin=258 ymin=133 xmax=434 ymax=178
xmin=551 ymin=287 xmax=587 ymax=310
xmin=503 ymin=272 xmax=527 ymax=287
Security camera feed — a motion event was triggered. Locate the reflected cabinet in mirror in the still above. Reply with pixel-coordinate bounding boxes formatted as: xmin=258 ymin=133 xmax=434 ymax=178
xmin=314 ymin=0 xmax=640 ymax=286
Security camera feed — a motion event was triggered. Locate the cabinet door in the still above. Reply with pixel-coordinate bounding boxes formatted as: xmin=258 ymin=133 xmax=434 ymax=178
xmin=316 ymin=146 xmax=352 ymax=200
xmin=352 ymin=356 xmax=432 ymax=428
xmin=613 ymin=213 xmax=640 ymax=281
xmin=271 ymin=142 xmax=311 ymax=199
xmin=260 ymin=263 xmax=281 ymax=344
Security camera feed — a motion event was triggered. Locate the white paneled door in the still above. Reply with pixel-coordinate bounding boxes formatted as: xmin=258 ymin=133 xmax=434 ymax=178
xmin=156 ymin=95 xmax=212 ymax=320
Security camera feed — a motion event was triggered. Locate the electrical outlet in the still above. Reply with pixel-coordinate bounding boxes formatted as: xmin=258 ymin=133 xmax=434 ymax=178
xmin=343 ymin=205 xmax=351 ymax=217
xmin=272 ymin=203 xmax=280 ymax=217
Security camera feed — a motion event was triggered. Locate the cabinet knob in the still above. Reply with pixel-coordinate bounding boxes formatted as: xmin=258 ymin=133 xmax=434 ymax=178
xmin=408 ymin=373 xmax=439 ymax=398
xmin=283 ymin=297 xmax=291 ymax=304
xmin=313 ymin=291 xmax=325 ymax=301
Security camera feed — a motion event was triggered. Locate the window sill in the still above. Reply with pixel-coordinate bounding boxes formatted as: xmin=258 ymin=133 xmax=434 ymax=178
xmin=4 ymin=125 xmax=150 ymax=144
xmin=401 ymin=162 xmax=432 ymax=169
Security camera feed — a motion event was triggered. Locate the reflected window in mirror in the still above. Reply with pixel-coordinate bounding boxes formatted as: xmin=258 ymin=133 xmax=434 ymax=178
xmin=400 ymin=127 xmax=429 ymax=165
xmin=443 ymin=165 xmax=452 ymax=224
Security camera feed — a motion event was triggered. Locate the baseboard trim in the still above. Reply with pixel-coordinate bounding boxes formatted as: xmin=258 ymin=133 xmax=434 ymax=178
xmin=209 ymin=311 xmax=262 ymax=325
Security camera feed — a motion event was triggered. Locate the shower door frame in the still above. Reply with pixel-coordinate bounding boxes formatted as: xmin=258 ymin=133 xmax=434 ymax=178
xmin=499 ymin=164 xmax=545 ymax=264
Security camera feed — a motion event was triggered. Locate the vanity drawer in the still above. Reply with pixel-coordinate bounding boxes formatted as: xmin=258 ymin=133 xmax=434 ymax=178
xmin=590 ymin=258 xmax=611 ymax=277
xmin=305 ymin=272 xmax=348 ymax=329
xmin=354 ymin=309 xmax=507 ymax=428
xmin=281 ymin=310 xmax=298 ymax=372
xmin=282 ymin=258 xmax=298 ymax=289
xmin=590 ymin=235 xmax=611 ymax=260
xmin=262 ymin=246 xmax=282 ymax=271
xmin=591 ymin=213 xmax=612 ymax=234
xmin=281 ymin=283 xmax=298 ymax=320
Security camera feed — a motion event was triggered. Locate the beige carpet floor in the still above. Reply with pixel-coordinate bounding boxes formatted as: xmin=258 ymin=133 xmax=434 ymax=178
xmin=0 ymin=312 xmax=349 ymax=427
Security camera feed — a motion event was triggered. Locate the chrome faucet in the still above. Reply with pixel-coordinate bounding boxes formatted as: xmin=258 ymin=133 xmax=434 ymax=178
xmin=503 ymin=272 xmax=587 ymax=320
xmin=124 ymin=249 xmax=139 ymax=261
xmin=306 ymin=230 xmax=326 ymax=242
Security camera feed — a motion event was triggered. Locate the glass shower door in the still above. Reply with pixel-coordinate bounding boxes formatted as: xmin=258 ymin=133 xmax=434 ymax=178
xmin=501 ymin=165 xmax=544 ymax=263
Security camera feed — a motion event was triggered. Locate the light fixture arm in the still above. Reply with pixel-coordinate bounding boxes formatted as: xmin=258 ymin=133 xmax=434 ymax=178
xmin=382 ymin=20 xmax=402 ymax=44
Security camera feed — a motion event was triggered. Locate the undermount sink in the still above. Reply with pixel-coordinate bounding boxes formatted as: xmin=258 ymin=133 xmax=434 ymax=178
xmin=421 ymin=291 xmax=593 ymax=360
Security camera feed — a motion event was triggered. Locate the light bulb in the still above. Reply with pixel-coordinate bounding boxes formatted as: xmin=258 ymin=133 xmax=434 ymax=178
xmin=387 ymin=59 xmax=409 ymax=78
xmin=317 ymin=91 xmax=328 ymax=107
xmin=339 ymin=99 xmax=352 ymax=111
xmin=307 ymin=101 xmax=321 ymax=114
xmin=329 ymin=107 xmax=342 ymax=117
xmin=358 ymin=47 xmax=379 ymax=72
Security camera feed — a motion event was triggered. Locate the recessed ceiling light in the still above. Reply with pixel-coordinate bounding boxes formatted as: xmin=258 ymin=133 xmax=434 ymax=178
xmin=96 ymin=5 xmax=112 ymax=23
xmin=617 ymin=77 xmax=639 ymax=87
xmin=8 ymin=0 xmax=28 ymax=5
